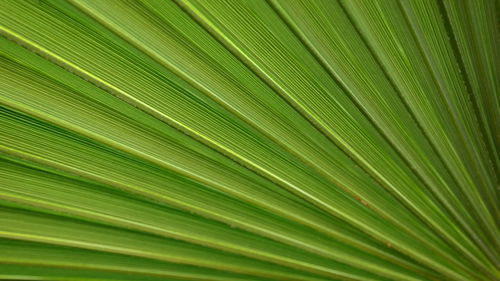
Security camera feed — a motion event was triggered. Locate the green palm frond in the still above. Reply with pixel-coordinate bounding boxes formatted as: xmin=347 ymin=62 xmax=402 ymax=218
xmin=0 ymin=0 xmax=498 ymax=281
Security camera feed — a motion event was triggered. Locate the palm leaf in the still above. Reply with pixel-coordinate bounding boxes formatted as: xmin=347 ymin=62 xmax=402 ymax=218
xmin=0 ymin=0 xmax=498 ymax=281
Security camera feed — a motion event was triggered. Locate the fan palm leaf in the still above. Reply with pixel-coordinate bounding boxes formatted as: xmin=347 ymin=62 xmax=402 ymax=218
xmin=0 ymin=0 xmax=498 ymax=281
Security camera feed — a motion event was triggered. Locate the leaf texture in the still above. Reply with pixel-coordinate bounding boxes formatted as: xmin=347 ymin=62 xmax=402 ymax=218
xmin=0 ymin=1 xmax=498 ymax=281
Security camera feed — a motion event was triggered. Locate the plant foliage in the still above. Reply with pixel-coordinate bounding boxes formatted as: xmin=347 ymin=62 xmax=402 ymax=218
xmin=0 ymin=0 xmax=498 ymax=280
